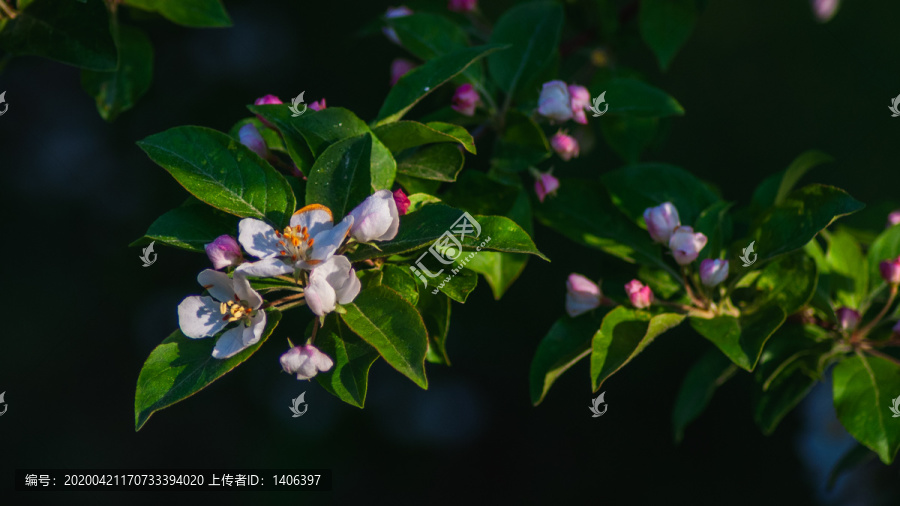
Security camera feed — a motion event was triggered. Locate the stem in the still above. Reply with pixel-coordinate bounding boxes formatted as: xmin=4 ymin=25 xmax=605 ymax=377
xmin=273 ymin=300 xmax=307 ymax=312
xmin=309 ymin=317 xmax=321 ymax=344
xmin=265 ymin=292 xmax=305 ymax=308
xmin=0 ymin=0 xmax=18 ymax=19
xmin=856 ymin=284 xmax=898 ymax=339
xmin=681 ymin=266 xmax=705 ymax=307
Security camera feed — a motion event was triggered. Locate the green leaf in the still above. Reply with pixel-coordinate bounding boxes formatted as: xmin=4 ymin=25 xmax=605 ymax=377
xmin=137 ymin=126 xmax=296 ymax=227
xmin=396 ymin=143 xmax=465 ymax=182
xmin=421 ymin=267 xmax=477 ymax=303
xmin=591 ymin=308 xmax=685 ymax=390
xmin=833 ymin=353 xmax=900 ymax=464
xmin=689 ymin=304 xmax=787 ymax=371
xmin=416 ymin=289 xmax=452 ymax=365
xmin=672 ymin=348 xmax=737 ymax=442
xmin=395 ymin=174 xmax=441 ymax=196
xmin=0 ymin=0 xmax=117 ymax=70
xmin=387 ymin=13 xmax=482 ymax=84
xmin=751 ymin=150 xmax=834 ymax=210
xmin=348 ymin=204 xmax=547 ymax=262
xmin=733 ymin=251 xmax=818 ymax=315
xmin=752 ymin=184 xmax=865 ymax=262
xmin=305 ymin=134 xmax=373 ymax=219
xmin=375 ymin=44 xmax=504 ymax=125
xmin=693 ymin=201 xmax=734 ymax=262
xmin=492 ymin=110 xmax=551 ymax=171
xmin=131 ymin=197 xmax=239 ymax=252
xmin=250 ymin=105 xmax=396 ymax=185
xmin=535 ymin=179 xmax=677 ymax=279
xmin=81 ymin=24 xmax=153 ymax=121
xmin=867 ymin=224 xmax=900 ymax=286
xmin=487 ymin=1 xmax=563 ymax=96
xmin=381 ymin=264 xmax=419 ymax=306
xmin=464 ymin=251 xmax=528 ymax=301
xmin=123 ymin=0 xmax=231 ymax=27
xmin=134 ymin=310 xmax=282 ymax=431
xmin=315 ymin=315 xmax=379 ymax=408
xmin=599 ymin=115 xmax=659 ymax=164
xmin=598 ymin=78 xmax=685 ymax=118
xmin=825 ymin=228 xmax=868 ymax=309
xmin=340 ymin=286 xmax=429 ymax=388
xmin=601 ymin=163 xmax=720 ymax=227
xmin=638 ymin=0 xmax=698 ymax=70
xmin=530 ymin=311 xmax=608 ymax=406
xmin=372 ymin=120 xmax=476 ymax=155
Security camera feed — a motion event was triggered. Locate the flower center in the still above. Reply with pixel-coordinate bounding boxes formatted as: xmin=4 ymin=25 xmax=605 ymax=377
xmin=220 ymin=296 xmax=254 ymax=323
xmin=275 ymin=225 xmax=314 ymax=263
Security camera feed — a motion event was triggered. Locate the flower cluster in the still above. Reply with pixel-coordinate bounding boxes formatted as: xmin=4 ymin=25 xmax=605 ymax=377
xmin=177 ymin=190 xmax=404 ymax=381
xmin=536 ymin=80 xmax=592 ymax=162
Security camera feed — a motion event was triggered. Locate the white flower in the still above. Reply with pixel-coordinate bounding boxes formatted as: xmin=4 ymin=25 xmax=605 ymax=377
xmin=304 ymin=255 xmax=361 ymax=316
xmin=537 ymin=80 xmax=573 ymax=122
xmin=280 ymin=344 xmax=334 ymax=380
xmin=236 ymin=204 xmax=352 ymax=278
xmin=177 ymin=270 xmax=266 ymax=359
xmin=348 ymin=190 xmax=400 ymax=243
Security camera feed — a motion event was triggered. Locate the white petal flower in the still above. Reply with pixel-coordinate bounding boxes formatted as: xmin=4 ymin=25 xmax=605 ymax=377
xmin=304 ymin=255 xmax=360 ymax=316
xmin=177 ymin=269 xmax=266 ymax=359
xmin=280 ymin=344 xmax=335 ymax=380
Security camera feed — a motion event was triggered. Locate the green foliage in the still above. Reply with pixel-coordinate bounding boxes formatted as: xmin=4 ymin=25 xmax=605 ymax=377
xmin=81 ymin=24 xmax=153 ymax=121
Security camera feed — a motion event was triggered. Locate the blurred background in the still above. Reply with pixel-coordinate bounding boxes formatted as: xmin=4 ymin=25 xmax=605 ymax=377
xmin=2 ymin=0 xmax=900 ymax=503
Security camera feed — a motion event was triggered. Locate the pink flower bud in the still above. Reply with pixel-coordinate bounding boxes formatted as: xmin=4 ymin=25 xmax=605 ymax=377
xmin=451 ymin=84 xmax=480 ymax=116
xmin=238 ymin=123 xmax=268 ymax=158
xmin=880 ymin=259 xmax=900 ymax=284
xmin=887 ymin=210 xmax=900 ymax=228
xmin=393 ymin=188 xmax=410 ymax=216
xmin=390 ymin=58 xmax=417 ymax=86
xmin=643 ymin=202 xmax=681 ymax=244
xmin=280 ymin=344 xmax=334 ymax=380
xmin=566 ymin=273 xmax=601 ymax=317
xmin=668 ymin=226 xmax=707 ymax=266
xmin=811 ymin=0 xmax=840 ymax=23
xmin=625 ymin=279 xmax=654 ymax=309
xmin=550 ymin=131 xmax=579 ymax=161
xmin=309 ymin=98 xmax=327 ymax=111
xmin=699 ymin=259 xmax=729 ymax=287
xmin=383 ymin=6 xmax=413 ymax=45
xmin=204 ymin=235 xmax=243 ymax=270
xmin=448 ymin=0 xmax=477 ymax=13
xmin=534 ymin=170 xmax=560 ymax=203
xmin=568 ymin=84 xmax=591 ymax=125
xmin=254 ymin=94 xmax=282 ymax=106
xmin=253 ymin=94 xmax=282 ymax=128
xmin=836 ymin=307 xmax=860 ymax=332
xmin=537 ymin=80 xmax=573 ymax=122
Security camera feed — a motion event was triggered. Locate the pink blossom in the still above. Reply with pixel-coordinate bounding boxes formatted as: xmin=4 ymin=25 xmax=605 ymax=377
xmin=309 ymin=98 xmax=327 ymax=111
xmin=566 ymin=274 xmax=601 ymax=317
xmin=204 ymin=235 xmax=243 ymax=270
xmin=625 ymin=279 xmax=653 ymax=309
xmin=451 ymin=84 xmax=480 ymax=116
xmin=568 ymin=85 xmax=592 ymax=124
xmin=383 ymin=6 xmax=413 ymax=45
xmin=668 ymin=226 xmax=707 ymax=266
xmin=887 ymin=210 xmax=900 ymax=228
xmin=880 ymin=258 xmax=900 ymax=284
xmin=699 ymin=259 xmax=729 ymax=287
xmin=390 ymin=58 xmax=417 ymax=86
xmin=393 ymin=188 xmax=410 ymax=216
xmin=836 ymin=307 xmax=860 ymax=331
xmin=238 ymin=123 xmax=268 ymax=158
xmin=448 ymin=0 xmax=477 ymax=13
xmin=534 ymin=170 xmax=560 ymax=203
xmin=811 ymin=0 xmax=840 ymax=23
xmin=550 ymin=131 xmax=579 ymax=161
xmin=537 ymin=80 xmax=573 ymax=122
xmin=643 ymin=202 xmax=681 ymax=244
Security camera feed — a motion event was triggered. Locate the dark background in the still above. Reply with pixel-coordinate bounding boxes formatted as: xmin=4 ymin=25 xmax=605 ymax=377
xmin=3 ymin=0 xmax=900 ymax=504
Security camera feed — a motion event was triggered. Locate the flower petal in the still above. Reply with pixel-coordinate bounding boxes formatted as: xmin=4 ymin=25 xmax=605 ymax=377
xmin=305 ymin=275 xmax=337 ymax=316
xmin=235 ymin=257 xmax=294 ymax=278
xmin=242 ymin=310 xmax=267 ymax=346
xmin=290 ymin=204 xmax=334 ymax=237
xmin=238 ymin=218 xmax=281 ymax=259
xmin=314 ymin=255 xmax=360 ymax=305
xmin=212 ymin=326 xmax=246 ymax=359
xmin=178 ymin=295 xmax=228 ymax=339
xmin=232 ymin=273 xmax=263 ymax=309
xmin=308 ymin=215 xmax=353 ymax=263
xmin=197 ymin=269 xmax=234 ymax=302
